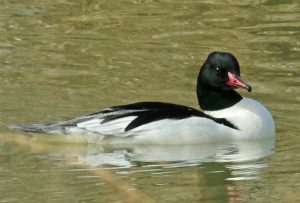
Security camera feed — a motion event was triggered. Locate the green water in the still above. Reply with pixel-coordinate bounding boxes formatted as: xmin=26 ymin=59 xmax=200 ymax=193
xmin=0 ymin=0 xmax=299 ymax=202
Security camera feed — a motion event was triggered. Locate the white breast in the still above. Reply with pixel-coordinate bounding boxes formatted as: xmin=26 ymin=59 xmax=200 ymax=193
xmin=204 ymin=98 xmax=275 ymax=140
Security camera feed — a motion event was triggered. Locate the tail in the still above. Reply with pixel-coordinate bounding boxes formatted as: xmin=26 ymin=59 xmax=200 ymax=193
xmin=8 ymin=123 xmax=62 ymax=133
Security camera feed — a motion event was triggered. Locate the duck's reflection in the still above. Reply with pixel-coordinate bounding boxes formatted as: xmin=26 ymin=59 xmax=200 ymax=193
xmin=60 ymin=138 xmax=274 ymax=180
xmin=2 ymin=133 xmax=275 ymax=202
xmin=52 ymin=138 xmax=274 ymax=202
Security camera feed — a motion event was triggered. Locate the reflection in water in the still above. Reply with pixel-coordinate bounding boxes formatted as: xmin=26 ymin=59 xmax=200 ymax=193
xmin=52 ymin=138 xmax=275 ymax=181
xmin=24 ymin=137 xmax=272 ymax=203
xmin=0 ymin=133 xmax=274 ymax=202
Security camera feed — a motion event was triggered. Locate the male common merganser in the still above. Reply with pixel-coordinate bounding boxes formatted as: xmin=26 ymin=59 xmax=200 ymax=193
xmin=9 ymin=52 xmax=275 ymax=144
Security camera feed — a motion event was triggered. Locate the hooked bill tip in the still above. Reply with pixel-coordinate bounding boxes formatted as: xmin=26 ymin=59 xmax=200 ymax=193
xmin=245 ymin=84 xmax=252 ymax=92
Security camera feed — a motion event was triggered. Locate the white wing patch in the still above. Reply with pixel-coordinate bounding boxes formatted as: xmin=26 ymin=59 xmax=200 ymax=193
xmin=76 ymin=116 xmax=138 ymax=137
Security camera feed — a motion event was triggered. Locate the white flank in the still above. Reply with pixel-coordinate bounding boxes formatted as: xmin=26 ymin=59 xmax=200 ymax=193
xmin=43 ymin=98 xmax=275 ymax=144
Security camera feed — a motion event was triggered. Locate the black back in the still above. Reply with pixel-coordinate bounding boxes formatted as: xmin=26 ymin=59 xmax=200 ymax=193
xmin=94 ymin=102 xmax=237 ymax=131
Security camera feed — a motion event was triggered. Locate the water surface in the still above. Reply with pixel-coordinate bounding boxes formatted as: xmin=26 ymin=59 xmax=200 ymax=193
xmin=0 ymin=0 xmax=299 ymax=202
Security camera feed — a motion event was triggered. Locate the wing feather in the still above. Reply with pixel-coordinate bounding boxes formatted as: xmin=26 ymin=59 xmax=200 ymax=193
xmin=76 ymin=116 xmax=138 ymax=136
xmin=9 ymin=102 xmax=237 ymax=136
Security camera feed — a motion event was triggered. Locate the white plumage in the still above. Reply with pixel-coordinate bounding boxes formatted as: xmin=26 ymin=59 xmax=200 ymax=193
xmin=51 ymin=98 xmax=275 ymax=145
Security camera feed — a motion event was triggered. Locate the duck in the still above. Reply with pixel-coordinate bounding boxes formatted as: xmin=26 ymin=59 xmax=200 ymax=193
xmin=9 ymin=51 xmax=275 ymax=144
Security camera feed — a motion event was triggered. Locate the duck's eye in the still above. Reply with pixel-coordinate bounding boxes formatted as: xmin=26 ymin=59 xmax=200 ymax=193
xmin=216 ymin=67 xmax=221 ymax=74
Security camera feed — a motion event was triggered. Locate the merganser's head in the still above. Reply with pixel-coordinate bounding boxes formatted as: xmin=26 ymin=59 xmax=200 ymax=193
xmin=199 ymin=51 xmax=252 ymax=92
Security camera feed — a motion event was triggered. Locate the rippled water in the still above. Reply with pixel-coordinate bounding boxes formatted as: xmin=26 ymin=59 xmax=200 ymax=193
xmin=0 ymin=1 xmax=299 ymax=202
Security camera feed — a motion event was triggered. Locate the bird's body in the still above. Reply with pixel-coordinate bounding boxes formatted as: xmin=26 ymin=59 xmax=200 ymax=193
xmin=9 ymin=52 xmax=275 ymax=144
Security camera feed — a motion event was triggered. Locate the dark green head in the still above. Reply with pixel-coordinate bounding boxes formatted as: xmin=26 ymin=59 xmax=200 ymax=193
xmin=197 ymin=52 xmax=252 ymax=111
xmin=198 ymin=51 xmax=251 ymax=92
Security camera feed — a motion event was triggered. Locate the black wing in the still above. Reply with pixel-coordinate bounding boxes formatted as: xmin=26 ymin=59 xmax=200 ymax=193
xmin=89 ymin=102 xmax=237 ymax=131
xmin=9 ymin=102 xmax=237 ymax=133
